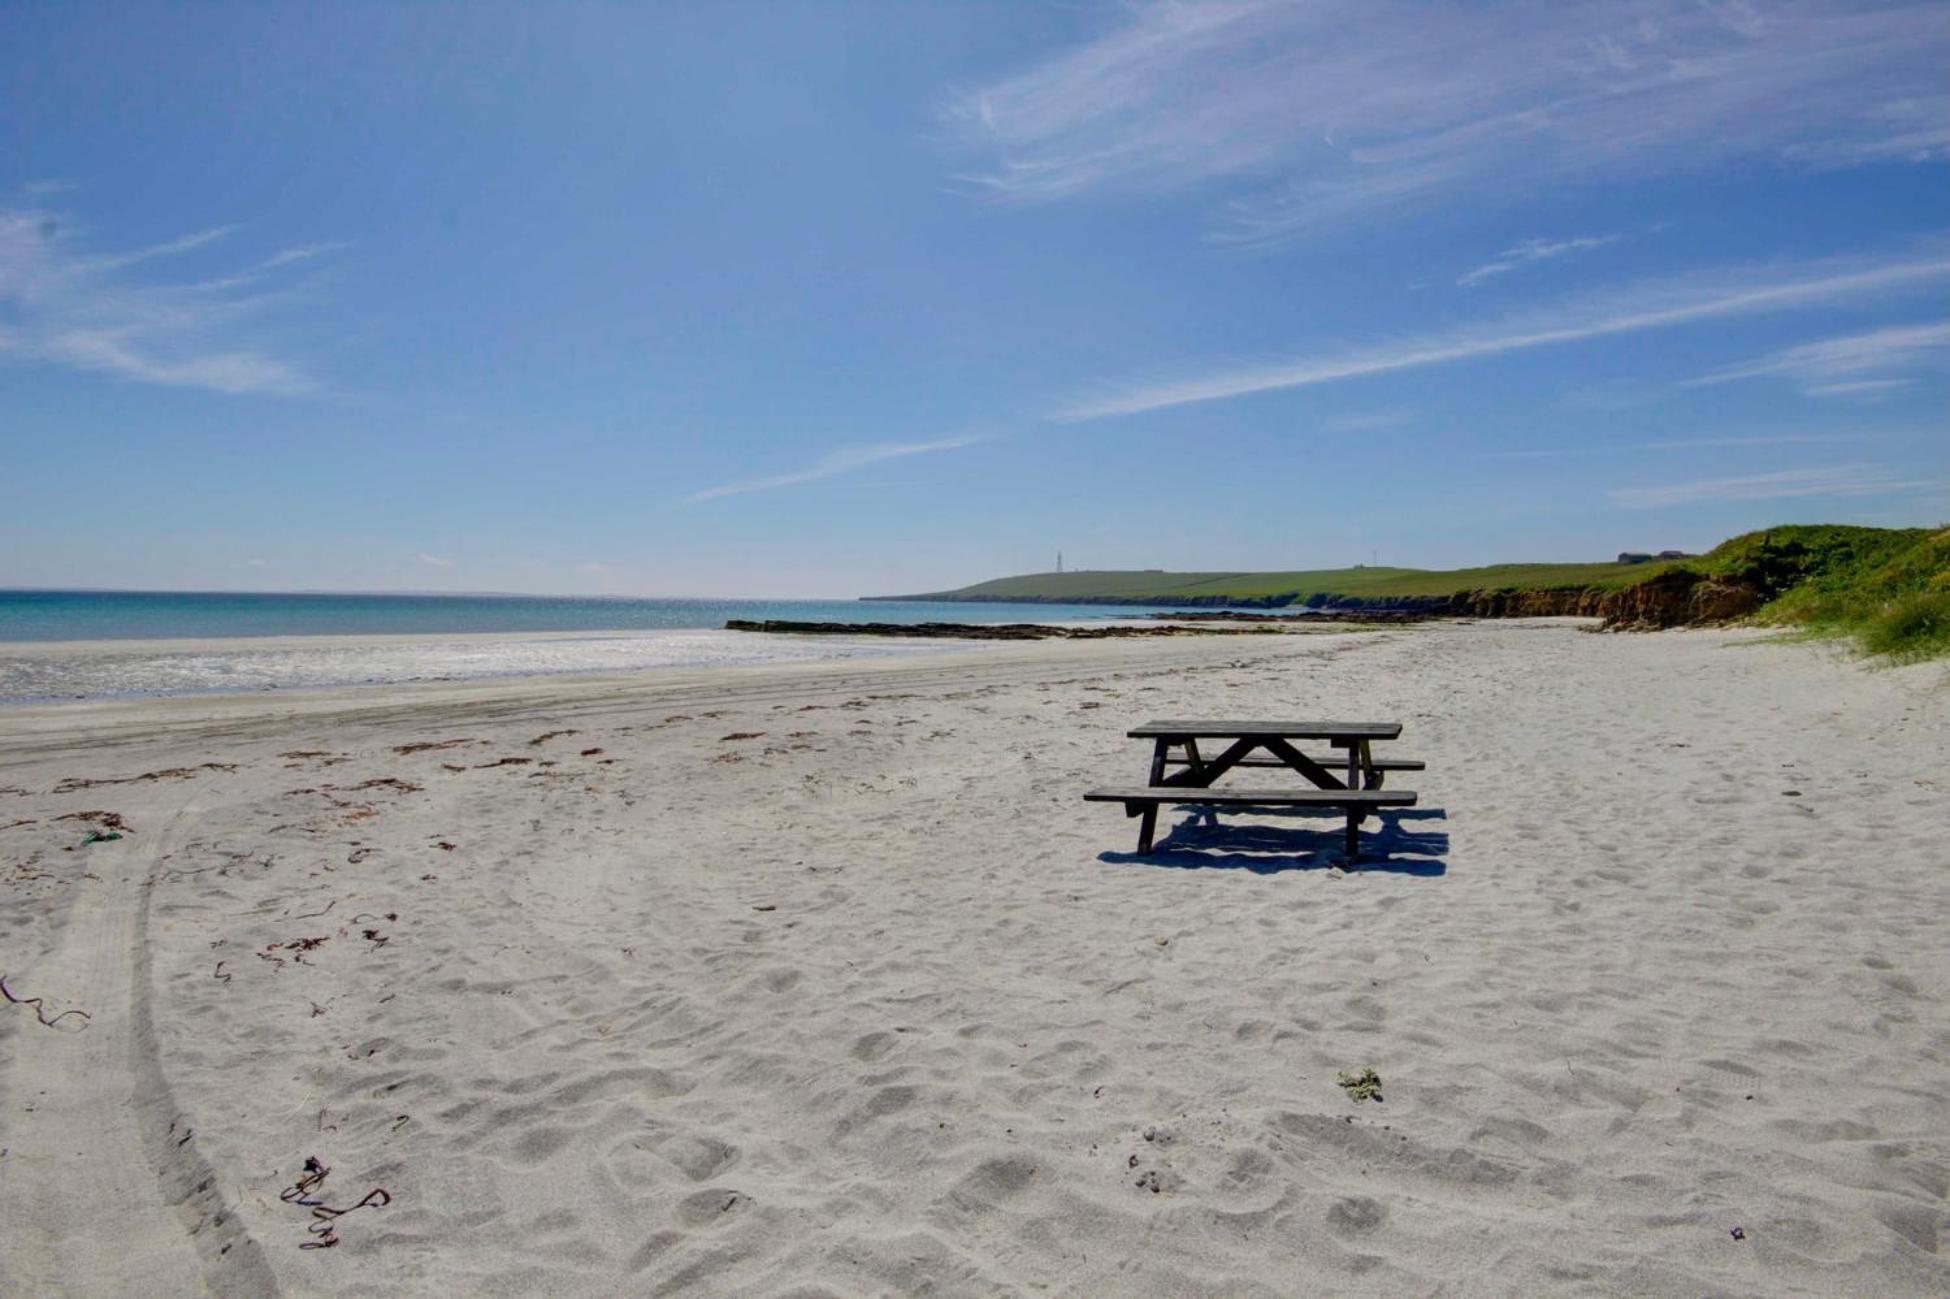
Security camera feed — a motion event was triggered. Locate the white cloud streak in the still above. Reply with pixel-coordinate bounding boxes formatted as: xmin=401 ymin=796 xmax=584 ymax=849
xmin=1685 ymin=320 xmax=1950 ymax=394
xmin=685 ymin=436 xmax=986 ymax=503
xmin=1803 ymin=378 xmax=1916 ymax=397
xmin=1458 ymin=235 xmax=1622 ymax=288
xmin=952 ymin=1 xmax=1950 ymax=243
xmin=1609 ymin=463 xmax=1941 ymax=507
xmin=0 ymin=206 xmax=328 ymax=395
xmin=1481 ymin=433 xmax=1875 ymax=459
xmin=1054 ymin=252 xmax=1950 ymax=421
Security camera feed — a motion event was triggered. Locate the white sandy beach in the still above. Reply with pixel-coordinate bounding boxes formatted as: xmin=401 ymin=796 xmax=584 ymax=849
xmin=0 ymin=626 xmax=1003 ymax=703
xmin=1 ymin=621 xmax=1945 ymax=1297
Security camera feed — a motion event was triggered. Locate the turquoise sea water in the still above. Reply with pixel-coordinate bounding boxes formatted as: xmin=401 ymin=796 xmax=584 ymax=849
xmin=0 ymin=589 xmax=1176 ymax=643
xmin=0 ymin=589 xmax=1212 ymax=702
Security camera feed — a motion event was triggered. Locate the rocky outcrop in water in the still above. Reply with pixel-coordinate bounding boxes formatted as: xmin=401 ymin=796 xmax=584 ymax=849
xmin=723 ymin=620 xmax=1279 ymax=640
xmin=1145 ymin=609 xmax=1437 ymax=624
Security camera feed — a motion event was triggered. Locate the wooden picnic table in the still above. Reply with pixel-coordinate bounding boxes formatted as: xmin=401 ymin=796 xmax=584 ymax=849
xmin=1085 ymin=719 xmax=1421 ymax=861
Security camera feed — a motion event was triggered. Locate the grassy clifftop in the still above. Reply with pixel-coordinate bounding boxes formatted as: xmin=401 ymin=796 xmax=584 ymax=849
xmin=879 ymin=524 xmax=1949 ymax=660
xmin=880 ymin=558 xmax=1673 ymax=605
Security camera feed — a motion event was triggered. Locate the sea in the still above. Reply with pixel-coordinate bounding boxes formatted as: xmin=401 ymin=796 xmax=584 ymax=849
xmin=0 ymin=589 xmax=1193 ymax=703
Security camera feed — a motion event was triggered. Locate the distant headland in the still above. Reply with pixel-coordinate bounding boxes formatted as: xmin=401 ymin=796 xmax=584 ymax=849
xmin=869 ymin=525 xmax=1948 ymax=660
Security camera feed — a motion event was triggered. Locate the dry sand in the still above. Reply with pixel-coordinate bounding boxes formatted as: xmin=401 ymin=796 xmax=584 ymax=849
xmin=1 ymin=621 xmax=1945 ymax=1296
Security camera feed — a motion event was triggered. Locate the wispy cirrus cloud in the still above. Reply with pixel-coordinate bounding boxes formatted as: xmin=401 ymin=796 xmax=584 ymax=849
xmin=1609 ymin=463 xmax=1941 ymax=508
xmin=1458 ymin=235 xmax=1623 ymax=288
xmin=0 ymin=204 xmax=333 ymax=395
xmin=685 ymin=435 xmax=986 ymax=503
xmin=1054 ymin=251 xmax=1949 ymax=421
xmin=951 ymin=1 xmax=1950 ymax=244
xmin=1804 ymin=379 xmax=1922 ymax=397
xmin=1481 ymin=432 xmax=1877 ymax=459
xmin=1685 ymin=320 xmax=1950 ymax=396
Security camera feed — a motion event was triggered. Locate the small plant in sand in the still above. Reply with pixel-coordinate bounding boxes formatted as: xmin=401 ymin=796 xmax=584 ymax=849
xmin=1337 ymin=1068 xmax=1383 ymax=1103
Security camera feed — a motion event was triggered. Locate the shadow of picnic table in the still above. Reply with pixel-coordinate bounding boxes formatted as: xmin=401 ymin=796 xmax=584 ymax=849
xmin=1098 ymin=806 xmax=1449 ymax=876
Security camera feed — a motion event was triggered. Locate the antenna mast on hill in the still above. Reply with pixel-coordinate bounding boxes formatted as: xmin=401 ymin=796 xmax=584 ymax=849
xmin=1057 ymin=550 xmax=1064 ymax=574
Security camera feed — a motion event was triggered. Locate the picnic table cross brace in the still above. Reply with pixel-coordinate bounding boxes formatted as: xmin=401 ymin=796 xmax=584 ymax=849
xmin=1130 ymin=734 xmax=1362 ymax=853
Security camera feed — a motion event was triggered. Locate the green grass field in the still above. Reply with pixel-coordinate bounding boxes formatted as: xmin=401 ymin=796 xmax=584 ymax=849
xmin=886 ymin=524 xmax=1950 ymax=660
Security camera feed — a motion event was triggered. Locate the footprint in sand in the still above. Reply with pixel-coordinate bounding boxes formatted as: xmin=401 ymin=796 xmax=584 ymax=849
xmin=674 ymin=1187 xmax=752 ymax=1227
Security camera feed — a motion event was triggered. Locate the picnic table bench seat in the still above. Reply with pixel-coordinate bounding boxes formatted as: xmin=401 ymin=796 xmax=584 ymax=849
xmin=1129 ymin=720 xmax=1403 ymax=740
xmin=1085 ymin=786 xmax=1417 ymax=856
xmin=1085 ymin=788 xmax=1418 ymax=807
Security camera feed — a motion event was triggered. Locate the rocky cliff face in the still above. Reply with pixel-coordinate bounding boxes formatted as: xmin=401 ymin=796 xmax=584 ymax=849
xmin=1443 ymin=588 xmax=1608 ymax=618
xmin=1446 ymin=569 xmax=1764 ymax=629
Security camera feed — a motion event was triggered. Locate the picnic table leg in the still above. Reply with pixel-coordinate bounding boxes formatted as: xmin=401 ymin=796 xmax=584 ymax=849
xmin=1349 ymin=738 xmax=1383 ymax=810
xmin=1345 ymin=740 xmax=1375 ymax=864
xmin=1137 ymin=738 xmax=1169 ymax=853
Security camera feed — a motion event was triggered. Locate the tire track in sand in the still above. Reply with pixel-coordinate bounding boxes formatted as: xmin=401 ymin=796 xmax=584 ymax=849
xmin=0 ymin=798 xmax=276 ymax=1296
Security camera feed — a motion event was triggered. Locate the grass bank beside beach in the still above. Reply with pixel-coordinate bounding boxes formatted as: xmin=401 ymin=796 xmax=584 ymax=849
xmin=883 ymin=524 xmax=1950 ymax=661
xmin=1723 ymin=525 xmax=1950 ymax=661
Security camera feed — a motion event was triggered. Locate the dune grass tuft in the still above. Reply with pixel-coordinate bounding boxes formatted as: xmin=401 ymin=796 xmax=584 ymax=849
xmin=1719 ymin=525 xmax=1950 ymax=662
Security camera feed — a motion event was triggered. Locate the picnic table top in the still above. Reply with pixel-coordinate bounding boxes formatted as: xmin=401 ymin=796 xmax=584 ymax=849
xmin=1128 ymin=719 xmax=1403 ymax=741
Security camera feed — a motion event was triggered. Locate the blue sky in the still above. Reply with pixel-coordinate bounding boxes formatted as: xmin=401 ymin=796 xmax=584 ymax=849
xmin=1 ymin=1 xmax=1945 ymax=597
